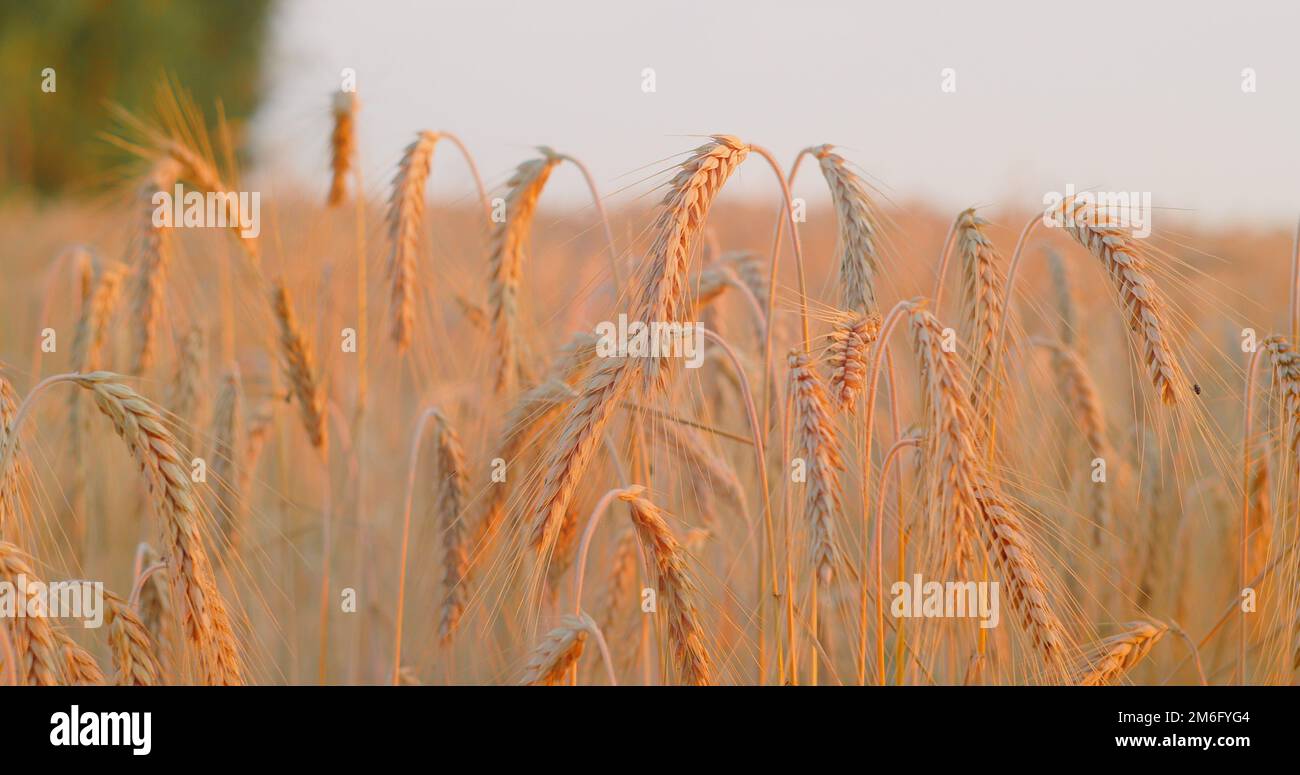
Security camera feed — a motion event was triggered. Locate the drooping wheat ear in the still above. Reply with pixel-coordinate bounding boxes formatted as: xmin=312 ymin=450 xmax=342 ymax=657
xmin=477 ymin=333 xmax=598 ymax=553
xmin=600 ymin=528 xmax=638 ymax=640
xmin=826 ymin=311 xmax=881 ymax=413
xmin=1073 ymin=619 xmax=1168 ymax=685
xmin=429 ymin=409 xmax=469 ymax=643
xmin=386 ymin=130 xmax=440 ymax=352
xmin=69 ymin=373 xmax=242 ymax=684
xmin=208 ymin=367 xmax=243 ymax=552
xmin=810 ymin=144 xmax=881 ymax=314
xmin=106 ymin=592 xmax=163 ymax=686
xmin=1037 ymin=339 xmax=1111 ymax=541
xmin=133 ymin=544 xmax=174 ymax=677
xmin=618 ymin=486 xmax=712 ymax=685
xmin=1056 ymin=198 xmax=1181 ymax=404
xmin=327 ymin=90 xmax=357 ymax=206
xmin=531 ymin=137 xmax=749 ymax=556
xmin=788 ymin=350 xmax=843 ymax=584
xmin=166 ymin=326 xmax=206 ymax=454
xmin=488 ymin=148 xmax=563 ymax=394
xmin=0 ymin=541 xmax=64 ymax=685
xmin=955 ymin=208 xmax=1006 ymax=439
xmin=637 ymin=136 xmax=749 ymax=393
xmin=1046 ymin=247 xmax=1078 ymax=349
xmin=519 ymin=612 xmax=593 ymax=685
xmin=58 ymin=632 xmax=105 ymax=685
xmin=908 ymin=307 xmax=1071 ymax=671
xmin=128 ymin=157 xmax=183 ymax=373
xmin=271 ymin=281 xmax=328 ymax=455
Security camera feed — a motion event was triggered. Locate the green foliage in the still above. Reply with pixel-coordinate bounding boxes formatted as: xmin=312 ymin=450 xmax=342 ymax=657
xmin=0 ymin=0 xmax=273 ymax=195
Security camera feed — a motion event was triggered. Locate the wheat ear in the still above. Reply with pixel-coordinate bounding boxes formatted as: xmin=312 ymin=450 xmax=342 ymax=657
xmin=128 ymin=157 xmax=183 ymax=373
xmin=530 ymin=137 xmax=748 ymax=557
xmin=1073 ymin=620 xmax=1168 ymax=685
xmin=107 ymin=592 xmax=163 ymax=686
xmin=618 ymin=486 xmax=712 ymax=685
xmin=789 ymin=350 xmax=843 ymax=585
xmin=385 ymin=130 xmax=439 ymax=352
xmin=519 ymin=613 xmax=593 ymax=685
xmin=0 ymin=541 xmax=64 ymax=684
xmin=327 ymin=90 xmax=357 ymax=206
xmin=10 ymin=373 xmax=244 ymax=684
xmin=955 ymin=208 xmax=1006 ymax=439
xmin=810 ymin=144 xmax=881 ymax=314
xmin=1056 ymin=198 xmax=1182 ymax=404
xmin=58 ymin=632 xmax=105 ymax=685
xmin=271 ymin=281 xmax=328 ymax=454
xmin=488 ymin=148 xmax=563 ymax=394
xmin=430 ymin=409 xmax=469 ymax=643
xmin=827 ymin=311 xmax=881 ymax=413
xmin=908 ymin=306 xmax=1071 ymax=672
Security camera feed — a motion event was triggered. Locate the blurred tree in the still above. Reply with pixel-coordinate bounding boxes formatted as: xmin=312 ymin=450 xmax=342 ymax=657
xmin=0 ymin=0 xmax=272 ymax=195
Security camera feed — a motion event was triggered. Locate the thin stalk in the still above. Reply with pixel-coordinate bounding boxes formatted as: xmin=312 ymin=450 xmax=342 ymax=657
xmin=868 ymin=437 xmax=919 ymax=685
xmin=391 ymin=407 xmax=439 ymax=685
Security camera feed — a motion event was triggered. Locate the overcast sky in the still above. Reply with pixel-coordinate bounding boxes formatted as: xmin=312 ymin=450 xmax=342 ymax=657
xmin=251 ymin=0 xmax=1300 ymax=225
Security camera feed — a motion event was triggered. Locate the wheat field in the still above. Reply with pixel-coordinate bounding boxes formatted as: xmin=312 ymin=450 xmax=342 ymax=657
xmin=2 ymin=81 xmax=1299 ymax=687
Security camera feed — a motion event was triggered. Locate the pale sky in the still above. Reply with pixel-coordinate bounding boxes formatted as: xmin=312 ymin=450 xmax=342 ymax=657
xmin=251 ymin=0 xmax=1300 ymax=225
